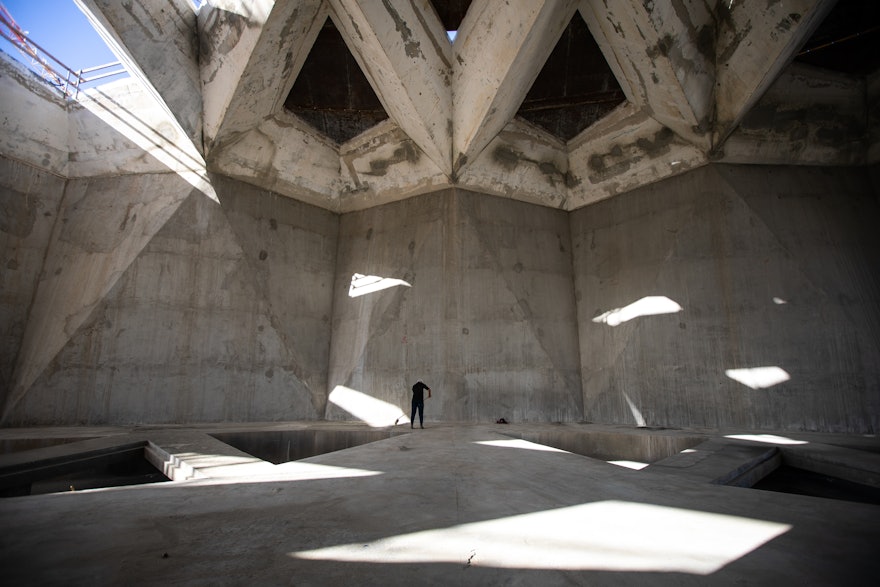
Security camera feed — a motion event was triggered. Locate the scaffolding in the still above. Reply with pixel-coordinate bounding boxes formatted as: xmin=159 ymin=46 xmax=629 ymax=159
xmin=0 ymin=2 xmax=125 ymax=99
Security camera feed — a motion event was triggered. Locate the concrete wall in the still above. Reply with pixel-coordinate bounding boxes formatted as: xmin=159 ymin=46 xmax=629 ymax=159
xmin=572 ymin=164 xmax=880 ymax=433
xmin=0 ymin=157 xmax=65 ymax=408
xmin=328 ymin=189 xmax=583 ymax=423
xmin=7 ymin=176 xmax=337 ymax=425
xmin=3 ymin=158 xmax=878 ymax=430
xmin=0 ymin=57 xmax=70 ymax=413
xmin=2 ymin=49 xmax=877 ymax=432
xmin=0 ymin=56 xmax=69 ymax=176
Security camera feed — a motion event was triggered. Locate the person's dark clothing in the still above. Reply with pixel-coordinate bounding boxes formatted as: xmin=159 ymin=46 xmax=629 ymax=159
xmin=411 ymin=399 xmax=424 ymax=427
xmin=412 ymin=381 xmax=430 ymax=402
xmin=411 ymin=381 xmax=430 ymax=428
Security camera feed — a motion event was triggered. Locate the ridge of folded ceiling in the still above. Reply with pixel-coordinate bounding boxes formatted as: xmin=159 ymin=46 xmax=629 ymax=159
xmin=169 ymin=0 xmax=870 ymax=213
xmin=327 ymin=0 xmax=454 ymax=176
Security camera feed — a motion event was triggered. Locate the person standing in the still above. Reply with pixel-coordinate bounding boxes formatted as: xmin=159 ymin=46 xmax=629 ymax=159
xmin=410 ymin=381 xmax=431 ymax=429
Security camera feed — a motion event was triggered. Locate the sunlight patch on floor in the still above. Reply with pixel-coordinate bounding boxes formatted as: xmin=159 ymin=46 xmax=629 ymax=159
xmin=291 ymin=500 xmax=791 ymax=575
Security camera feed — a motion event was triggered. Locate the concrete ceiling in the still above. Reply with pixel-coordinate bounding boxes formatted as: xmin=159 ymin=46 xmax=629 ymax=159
xmin=80 ymin=0 xmax=877 ymax=213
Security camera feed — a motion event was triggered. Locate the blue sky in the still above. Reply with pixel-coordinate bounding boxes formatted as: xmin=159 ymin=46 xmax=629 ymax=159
xmin=2 ymin=1 xmax=199 ymax=87
xmin=3 ymin=1 xmax=118 ymax=72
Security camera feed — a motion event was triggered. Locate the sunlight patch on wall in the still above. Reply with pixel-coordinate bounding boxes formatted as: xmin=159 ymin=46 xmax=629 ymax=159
xmin=328 ymin=385 xmax=409 ymax=427
xmin=592 ymin=296 xmax=683 ymax=326
xmin=290 ymin=500 xmax=791 ymax=574
xmin=623 ymin=392 xmax=647 ymax=427
xmin=77 ymin=91 xmax=217 ymax=202
xmin=725 ymin=366 xmax=790 ymax=390
xmin=349 ymin=273 xmax=411 ymax=298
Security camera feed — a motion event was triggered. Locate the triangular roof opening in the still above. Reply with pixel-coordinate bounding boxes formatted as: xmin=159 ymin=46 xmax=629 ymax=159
xmin=516 ymin=11 xmax=625 ymax=142
xmin=793 ymin=0 xmax=880 ymax=76
xmin=429 ymin=0 xmax=471 ymax=43
xmin=283 ymin=18 xmax=389 ymax=144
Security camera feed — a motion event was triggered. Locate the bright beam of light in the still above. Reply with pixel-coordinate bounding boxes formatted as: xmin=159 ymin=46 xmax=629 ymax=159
xmin=592 ymin=296 xmax=683 ymax=326
xmin=725 ymin=366 xmax=790 ymax=390
xmin=348 ymin=273 xmax=411 ymax=298
xmin=474 ymin=439 xmax=569 ymax=453
xmin=290 ymin=500 xmax=791 ymax=575
xmin=724 ymin=434 xmax=808 ymax=446
xmin=77 ymin=89 xmax=218 ymax=203
xmin=73 ymin=1 xmax=217 ymax=203
xmin=623 ymin=392 xmax=647 ymax=427
xmin=328 ymin=385 xmax=409 ymax=428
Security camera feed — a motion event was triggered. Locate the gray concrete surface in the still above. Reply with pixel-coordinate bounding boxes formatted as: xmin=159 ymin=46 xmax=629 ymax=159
xmin=0 ymin=422 xmax=878 ymax=586
xmin=1 ymin=1 xmax=878 ymax=432
xmin=2 ymin=148 xmax=878 ymax=431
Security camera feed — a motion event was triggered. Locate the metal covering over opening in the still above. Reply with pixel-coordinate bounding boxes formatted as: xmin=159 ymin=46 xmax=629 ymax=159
xmin=516 ymin=11 xmax=625 ymax=142
xmin=794 ymin=0 xmax=880 ymax=76
xmin=284 ymin=17 xmax=389 ymax=144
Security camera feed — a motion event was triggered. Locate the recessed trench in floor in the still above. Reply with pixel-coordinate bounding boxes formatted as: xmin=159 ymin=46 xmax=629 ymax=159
xmin=751 ymin=464 xmax=880 ymax=506
xmin=210 ymin=429 xmax=401 ymax=464
xmin=0 ymin=438 xmax=99 ymax=455
xmin=504 ymin=429 xmax=707 ymax=465
xmin=0 ymin=443 xmax=168 ymax=498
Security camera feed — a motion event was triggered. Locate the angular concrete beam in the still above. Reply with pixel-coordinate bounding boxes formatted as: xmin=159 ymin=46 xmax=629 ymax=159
xmin=718 ymin=63 xmax=866 ymax=166
xmin=199 ymin=0 xmax=325 ymax=151
xmin=76 ymin=0 xmax=203 ymax=153
xmin=567 ymin=104 xmax=707 ymax=210
xmin=578 ymin=0 xmax=714 ymax=149
xmin=208 ymin=112 xmax=343 ymax=211
xmin=338 ymin=121 xmax=451 ymax=213
xmin=328 ymin=0 xmax=453 ymax=176
xmin=458 ymin=119 xmax=570 ymax=210
xmin=452 ymin=0 xmax=578 ymax=174
xmin=199 ymin=0 xmax=272 ymax=147
xmin=714 ymin=0 xmax=835 ymax=149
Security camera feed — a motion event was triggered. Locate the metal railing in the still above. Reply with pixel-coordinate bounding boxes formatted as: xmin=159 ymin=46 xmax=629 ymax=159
xmin=0 ymin=2 xmax=127 ymax=99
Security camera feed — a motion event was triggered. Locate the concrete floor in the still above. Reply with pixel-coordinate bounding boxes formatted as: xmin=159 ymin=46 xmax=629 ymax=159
xmin=1 ymin=422 xmax=879 ymax=586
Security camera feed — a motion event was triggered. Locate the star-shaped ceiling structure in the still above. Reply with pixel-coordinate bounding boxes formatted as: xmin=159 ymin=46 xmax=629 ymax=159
xmin=78 ymin=0 xmax=877 ymax=214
